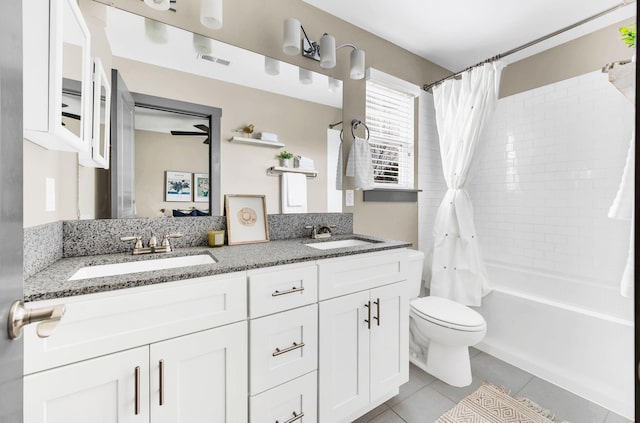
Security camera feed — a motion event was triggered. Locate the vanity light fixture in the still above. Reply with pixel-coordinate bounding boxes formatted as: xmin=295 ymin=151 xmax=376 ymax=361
xmin=200 ymin=0 xmax=223 ymax=30
xmin=144 ymin=0 xmax=170 ymax=11
xmin=328 ymin=76 xmax=342 ymax=93
xmin=265 ymin=57 xmax=280 ymax=76
xmin=299 ymin=67 xmax=313 ymax=85
xmin=193 ymin=33 xmax=213 ymax=55
xmin=144 ymin=18 xmax=169 ymax=44
xmin=282 ymin=17 xmax=365 ymax=80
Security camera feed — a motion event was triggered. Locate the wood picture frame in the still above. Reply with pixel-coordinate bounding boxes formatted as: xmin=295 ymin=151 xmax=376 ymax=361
xmin=224 ymin=194 xmax=269 ymax=245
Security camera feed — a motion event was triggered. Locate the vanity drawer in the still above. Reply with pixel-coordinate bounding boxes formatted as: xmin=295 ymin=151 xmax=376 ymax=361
xmin=248 ymin=263 xmax=318 ymax=318
xmin=250 ymin=371 xmax=317 ymax=423
xmin=317 ymin=249 xmax=408 ymax=300
xmin=249 ymin=304 xmax=318 ymax=395
xmin=24 ymin=272 xmax=247 ymax=375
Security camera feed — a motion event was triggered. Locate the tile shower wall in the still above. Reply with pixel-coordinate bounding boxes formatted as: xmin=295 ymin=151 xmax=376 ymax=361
xmin=469 ymin=70 xmax=633 ymax=287
xmin=419 ymin=70 xmax=634 ymax=290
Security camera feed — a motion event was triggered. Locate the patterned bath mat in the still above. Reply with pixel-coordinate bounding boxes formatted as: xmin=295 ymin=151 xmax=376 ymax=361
xmin=436 ymin=383 xmax=570 ymax=423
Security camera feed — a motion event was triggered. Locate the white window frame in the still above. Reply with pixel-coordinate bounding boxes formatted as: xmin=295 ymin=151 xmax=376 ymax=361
xmin=365 ymin=68 xmax=420 ymax=190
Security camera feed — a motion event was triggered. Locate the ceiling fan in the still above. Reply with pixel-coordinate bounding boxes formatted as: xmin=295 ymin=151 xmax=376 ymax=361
xmin=170 ymin=124 xmax=210 ymax=144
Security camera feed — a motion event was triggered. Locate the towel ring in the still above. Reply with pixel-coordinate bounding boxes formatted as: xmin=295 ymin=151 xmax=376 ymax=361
xmin=351 ymin=119 xmax=370 ymax=141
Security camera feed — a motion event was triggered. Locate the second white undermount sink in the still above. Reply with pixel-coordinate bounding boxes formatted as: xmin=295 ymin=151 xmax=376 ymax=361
xmin=68 ymin=254 xmax=216 ymax=281
xmin=304 ymin=239 xmax=374 ymax=250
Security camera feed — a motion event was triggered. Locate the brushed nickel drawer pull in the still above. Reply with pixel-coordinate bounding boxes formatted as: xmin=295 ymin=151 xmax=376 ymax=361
xmin=134 ymin=366 xmax=141 ymax=415
xmin=159 ymin=359 xmax=165 ymax=406
xmin=373 ymin=298 xmax=380 ymax=326
xmin=272 ymin=286 xmax=305 ymax=297
xmin=273 ymin=341 xmax=305 ymax=357
xmin=276 ymin=410 xmax=304 ymax=423
xmin=364 ymin=301 xmax=371 ymax=329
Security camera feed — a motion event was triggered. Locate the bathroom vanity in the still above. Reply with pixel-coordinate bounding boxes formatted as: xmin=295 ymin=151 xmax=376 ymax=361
xmin=21 ymin=235 xmax=411 ymax=423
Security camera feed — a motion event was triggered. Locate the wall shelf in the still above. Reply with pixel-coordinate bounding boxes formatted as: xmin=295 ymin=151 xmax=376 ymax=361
xmin=267 ymin=166 xmax=318 ymax=178
xmin=229 ymin=136 xmax=285 ymax=148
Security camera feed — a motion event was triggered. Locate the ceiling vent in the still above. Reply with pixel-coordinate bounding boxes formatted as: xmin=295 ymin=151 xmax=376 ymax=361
xmin=197 ymin=53 xmax=231 ymax=66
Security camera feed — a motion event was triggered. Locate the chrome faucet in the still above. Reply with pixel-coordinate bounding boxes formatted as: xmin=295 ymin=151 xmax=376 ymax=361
xmin=305 ymin=225 xmax=336 ymax=239
xmin=121 ymin=233 xmax=183 ymax=255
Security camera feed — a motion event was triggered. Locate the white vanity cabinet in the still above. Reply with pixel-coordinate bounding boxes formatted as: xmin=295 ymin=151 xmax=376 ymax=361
xmin=23 ymin=0 xmax=92 ymax=152
xmin=247 ymin=264 xmax=319 ymax=423
xmin=23 ymin=273 xmax=248 ymax=423
xmin=317 ymin=250 xmax=409 ymax=423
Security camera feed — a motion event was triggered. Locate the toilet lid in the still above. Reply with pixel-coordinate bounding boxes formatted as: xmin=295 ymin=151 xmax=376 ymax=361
xmin=411 ymin=296 xmax=486 ymax=331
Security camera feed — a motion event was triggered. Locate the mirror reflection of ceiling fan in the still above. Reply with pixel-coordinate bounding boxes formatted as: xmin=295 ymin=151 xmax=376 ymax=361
xmin=61 ymin=103 xmax=80 ymax=126
xmin=170 ymin=124 xmax=210 ymax=144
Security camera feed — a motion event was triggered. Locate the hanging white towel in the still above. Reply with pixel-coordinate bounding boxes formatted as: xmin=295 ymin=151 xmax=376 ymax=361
xmin=335 ymin=141 xmax=344 ymax=190
xmin=281 ymin=172 xmax=307 ymax=213
xmin=345 ymin=136 xmax=375 ymax=190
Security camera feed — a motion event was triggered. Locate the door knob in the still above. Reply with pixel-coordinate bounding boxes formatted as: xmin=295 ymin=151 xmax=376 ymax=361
xmin=7 ymin=300 xmax=66 ymax=340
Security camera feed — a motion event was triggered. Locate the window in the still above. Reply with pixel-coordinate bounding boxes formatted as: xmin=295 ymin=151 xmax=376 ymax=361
xmin=365 ymin=71 xmax=416 ymax=189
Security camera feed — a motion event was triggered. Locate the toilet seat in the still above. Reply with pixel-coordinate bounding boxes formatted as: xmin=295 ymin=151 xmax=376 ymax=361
xmin=411 ymin=296 xmax=486 ymax=332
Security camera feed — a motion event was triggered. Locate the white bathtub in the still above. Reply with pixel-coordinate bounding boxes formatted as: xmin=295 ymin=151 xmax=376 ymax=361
xmin=475 ymin=261 xmax=634 ymax=419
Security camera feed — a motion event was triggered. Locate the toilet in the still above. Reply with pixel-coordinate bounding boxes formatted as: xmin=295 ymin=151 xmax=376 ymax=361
xmin=407 ymin=249 xmax=487 ymax=387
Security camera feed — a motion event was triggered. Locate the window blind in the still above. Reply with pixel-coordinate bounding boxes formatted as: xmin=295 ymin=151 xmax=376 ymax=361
xmin=365 ymin=80 xmax=415 ymax=188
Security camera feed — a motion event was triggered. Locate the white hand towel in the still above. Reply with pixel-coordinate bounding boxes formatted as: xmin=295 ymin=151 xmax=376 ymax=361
xmin=336 ymin=141 xmax=343 ymax=190
xmin=281 ymin=172 xmax=307 ymax=213
xmin=295 ymin=156 xmax=315 ymax=170
xmin=346 ymin=136 xmax=375 ymax=190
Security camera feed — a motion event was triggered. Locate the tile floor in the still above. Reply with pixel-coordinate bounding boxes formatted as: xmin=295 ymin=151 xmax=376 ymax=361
xmin=352 ymin=349 xmax=633 ymax=423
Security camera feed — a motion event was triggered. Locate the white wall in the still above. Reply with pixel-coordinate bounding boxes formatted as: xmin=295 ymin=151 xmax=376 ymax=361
xmin=469 ymin=70 xmax=634 ymax=295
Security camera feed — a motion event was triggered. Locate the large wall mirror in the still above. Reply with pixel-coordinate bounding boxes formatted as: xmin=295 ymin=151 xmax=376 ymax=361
xmin=86 ymin=3 xmax=343 ymax=218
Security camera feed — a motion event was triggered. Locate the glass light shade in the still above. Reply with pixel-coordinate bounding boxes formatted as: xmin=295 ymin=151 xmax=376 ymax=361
xmin=193 ymin=33 xmax=213 ymax=55
xmin=144 ymin=18 xmax=168 ymax=44
xmin=283 ymin=18 xmax=301 ymax=55
xmin=200 ymin=0 xmax=223 ymax=30
xmin=319 ymin=33 xmax=336 ymax=69
xmin=328 ymin=76 xmax=342 ymax=93
xmin=350 ymin=48 xmax=365 ymax=80
xmin=144 ymin=0 xmax=170 ymax=11
xmin=265 ymin=57 xmax=280 ymax=76
xmin=299 ymin=68 xmax=313 ymax=85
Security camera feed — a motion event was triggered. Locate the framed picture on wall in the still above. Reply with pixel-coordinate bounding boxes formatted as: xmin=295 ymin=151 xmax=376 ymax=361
xmin=165 ymin=171 xmax=192 ymax=202
xmin=224 ymin=194 xmax=269 ymax=245
xmin=194 ymin=173 xmax=209 ymax=202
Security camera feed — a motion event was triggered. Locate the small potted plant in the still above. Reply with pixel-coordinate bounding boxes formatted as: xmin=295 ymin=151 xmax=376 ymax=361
xmin=619 ymin=23 xmax=636 ymax=61
xmin=278 ymin=150 xmax=294 ymax=167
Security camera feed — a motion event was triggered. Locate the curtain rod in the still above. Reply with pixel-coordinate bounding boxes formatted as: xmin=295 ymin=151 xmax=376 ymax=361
xmin=423 ymin=0 xmax=636 ymax=92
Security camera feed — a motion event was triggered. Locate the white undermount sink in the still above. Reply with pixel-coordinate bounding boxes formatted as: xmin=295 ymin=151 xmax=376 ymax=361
xmin=68 ymin=254 xmax=216 ymax=281
xmin=304 ymin=239 xmax=374 ymax=250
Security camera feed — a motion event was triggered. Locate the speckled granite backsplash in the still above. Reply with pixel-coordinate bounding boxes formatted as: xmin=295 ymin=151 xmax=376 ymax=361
xmin=60 ymin=213 xmax=352 ymax=258
xmin=24 ymin=221 xmax=63 ymax=279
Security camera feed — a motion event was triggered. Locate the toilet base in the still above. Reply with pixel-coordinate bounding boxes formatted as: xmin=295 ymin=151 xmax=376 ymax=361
xmin=425 ymin=342 xmax=472 ymax=387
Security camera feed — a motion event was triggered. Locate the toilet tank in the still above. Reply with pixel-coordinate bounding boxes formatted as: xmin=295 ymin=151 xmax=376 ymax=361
xmin=407 ymin=249 xmax=425 ymax=298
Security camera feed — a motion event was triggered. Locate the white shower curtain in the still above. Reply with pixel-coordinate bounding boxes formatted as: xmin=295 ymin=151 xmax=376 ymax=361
xmin=607 ymin=62 xmax=635 ymax=298
xmin=430 ymin=61 xmax=505 ymax=307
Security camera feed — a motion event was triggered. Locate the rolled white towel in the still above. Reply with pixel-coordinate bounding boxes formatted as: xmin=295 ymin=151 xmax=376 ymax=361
xmin=258 ymin=132 xmax=279 ymax=142
xmin=295 ymin=156 xmax=314 ymax=169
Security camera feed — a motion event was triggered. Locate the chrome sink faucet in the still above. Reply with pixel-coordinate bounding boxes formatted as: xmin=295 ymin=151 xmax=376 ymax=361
xmin=305 ymin=225 xmax=336 ymax=239
xmin=121 ymin=233 xmax=183 ymax=255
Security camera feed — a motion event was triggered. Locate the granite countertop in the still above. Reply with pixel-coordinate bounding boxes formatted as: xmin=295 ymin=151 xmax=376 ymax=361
xmin=25 ymin=234 xmax=411 ymax=302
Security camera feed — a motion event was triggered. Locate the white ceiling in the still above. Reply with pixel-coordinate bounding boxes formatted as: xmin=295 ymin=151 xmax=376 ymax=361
xmin=303 ymin=0 xmax=637 ymax=71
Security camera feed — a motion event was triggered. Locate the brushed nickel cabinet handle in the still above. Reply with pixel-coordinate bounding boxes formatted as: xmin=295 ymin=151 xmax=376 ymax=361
xmin=276 ymin=411 xmax=304 ymax=423
xmin=159 ymin=359 xmax=165 ymax=406
xmin=134 ymin=366 xmax=141 ymax=415
xmin=272 ymin=286 xmax=305 ymax=297
xmin=273 ymin=341 xmax=305 ymax=357
xmin=364 ymin=301 xmax=371 ymax=330
xmin=373 ymin=298 xmax=380 ymax=326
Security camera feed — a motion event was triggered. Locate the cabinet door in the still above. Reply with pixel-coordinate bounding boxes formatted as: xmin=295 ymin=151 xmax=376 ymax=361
xmin=369 ymin=281 xmax=409 ymax=402
xmin=318 ymin=291 xmax=370 ymax=423
xmin=24 ymin=346 xmax=149 ymax=423
xmin=150 ymin=321 xmax=248 ymax=423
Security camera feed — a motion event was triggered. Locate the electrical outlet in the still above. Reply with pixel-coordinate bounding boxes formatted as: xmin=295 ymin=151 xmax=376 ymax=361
xmin=345 ymin=190 xmax=354 ymax=207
